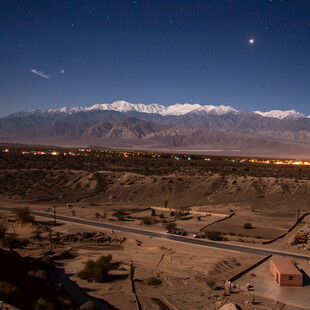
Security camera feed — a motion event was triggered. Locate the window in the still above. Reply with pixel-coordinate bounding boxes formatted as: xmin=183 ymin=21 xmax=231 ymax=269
xmin=289 ymin=276 xmax=293 ymax=280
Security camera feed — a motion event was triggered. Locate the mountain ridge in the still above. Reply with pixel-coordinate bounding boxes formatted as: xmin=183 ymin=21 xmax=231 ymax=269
xmin=1 ymin=101 xmax=310 ymax=156
xmin=14 ymin=100 xmax=308 ymax=120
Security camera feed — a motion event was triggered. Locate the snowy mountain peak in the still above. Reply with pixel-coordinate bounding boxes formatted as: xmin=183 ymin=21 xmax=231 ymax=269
xmin=254 ymin=109 xmax=305 ymax=119
xmin=91 ymin=100 xmax=237 ymax=115
xmin=46 ymin=100 xmax=305 ymax=119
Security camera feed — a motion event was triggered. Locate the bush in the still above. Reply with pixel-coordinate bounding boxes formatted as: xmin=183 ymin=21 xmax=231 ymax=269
xmin=1 ymin=234 xmax=17 ymax=249
xmin=159 ymin=214 xmax=164 ymax=219
xmin=78 ymin=255 xmax=117 ymax=283
xmin=163 ymin=222 xmax=176 ymax=231
xmin=204 ymin=231 xmax=226 ymax=241
xmin=34 ymin=269 xmax=47 ymax=280
xmin=141 ymin=217 xmax=153 ymax=225
xmin=0 ymin=281 xmax=18 ymax=300
xmin=80 ymin=301 xmax=95 ymax=310
xmin=12 ymin=207 xmax=34 ymax=224
xmin=170 ymin=211 xmax=175 ymax=216
xmin=151 ymin=209 xmax=156 ymax=216
xmin=145 ymin=277 xmax=162 ymax=286
xmin=33 ymin=298 xmax=53 ymax=310
xmin=113 ymin=211 xmax=127 ymax=221
xmin=244 ymin=223 xmax=253 ymax=229
xmin=32 ymin=230 xmax=42 ymax=240
xmin=206 ymin=278 xmax=216 ymax=289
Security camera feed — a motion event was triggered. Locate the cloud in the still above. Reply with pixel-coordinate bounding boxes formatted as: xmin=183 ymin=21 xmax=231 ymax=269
xmin=60 ymin=69 xmax=66 ymax=74
xmin=29 ymin=69 xmax=51 ymax=79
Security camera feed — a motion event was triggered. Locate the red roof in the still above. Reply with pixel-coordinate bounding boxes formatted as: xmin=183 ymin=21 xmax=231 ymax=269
xmin=271 ymin=259 xmax=302 ymax=275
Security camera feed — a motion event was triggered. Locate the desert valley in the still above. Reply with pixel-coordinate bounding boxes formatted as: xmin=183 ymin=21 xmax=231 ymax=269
xmin=2 ymin=1 xmax=310 ymax=309
xmin=0 ymin=145 xmax=310 ymax=309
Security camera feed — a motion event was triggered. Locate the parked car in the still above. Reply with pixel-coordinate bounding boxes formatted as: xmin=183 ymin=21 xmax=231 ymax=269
xmin=165 ymin=230 xmax=171 ymax=233
xmin=193 ymin=234 xmax=199 ymax=238
xmin=181 ymin=232 xmax=187 ymax=236
xmin=175 ymin=230 xmax=181 ymax=235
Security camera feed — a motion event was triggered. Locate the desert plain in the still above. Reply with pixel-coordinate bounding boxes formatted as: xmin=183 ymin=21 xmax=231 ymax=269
xmin=0 ymin=146 xmax=310 ymax=310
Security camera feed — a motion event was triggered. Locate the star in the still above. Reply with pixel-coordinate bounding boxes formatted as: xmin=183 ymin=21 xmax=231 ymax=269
xmin=249 ymin=38 xmax=254 ymax=45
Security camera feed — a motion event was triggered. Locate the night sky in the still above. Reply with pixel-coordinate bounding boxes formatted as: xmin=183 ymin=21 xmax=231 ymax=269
xmin=1 ymin=0 xmax=310 ymax=117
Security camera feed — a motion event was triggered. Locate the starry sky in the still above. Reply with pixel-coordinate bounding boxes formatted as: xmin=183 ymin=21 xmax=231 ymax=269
xmin=1 ymin=0 xmax=310 ymax=117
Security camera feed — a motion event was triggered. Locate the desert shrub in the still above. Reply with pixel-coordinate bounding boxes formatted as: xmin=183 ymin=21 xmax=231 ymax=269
xmin=206 ymin=278 xmax=216 ymax=289
xmin=0 ymin=281 xmax=19 ymax=300
xmin=141 ymin=217 xmax=153 ymax=225
xmin=95 ymin=212 xmax=100 ymax=219
xmin=170 ymin=211 xmax=175 ymax=216
xmin=163 ymin=222 xmax=176 ymax=231
xmin=151 ymin=209 xmax=156 ymax=216
xmin=80 ymin=300 xmax=96 ymax=310
xmin=12 ymin=207 xmax=34 ymax=224
xmin=145 ymin=277 xmax=162 ymax=285
xmin=244 ymin=223 xmax=253 ymax=229
xmin=78 ymin=255 xmax=116 ymax=283
xmin=33 ymin=298 xmax=53 ymax=310
xmin=159 ymin=214 xmax=164 ymax=219
xmin=32 ymin=230 xmax=42 ymax=240
xmin=113 ymin=211 xmax=127 ymax=221
xmin=1 ymin=234 xmax=17 ymax=249
xmin=34 ymin=269 xmax=47 ymax=280
xmin=204 ymin=231 xmax=227 ymax=241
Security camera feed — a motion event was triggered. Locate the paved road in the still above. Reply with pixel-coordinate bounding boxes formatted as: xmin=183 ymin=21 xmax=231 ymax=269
xmin=1 ymin=207 xmax=310 ymax=260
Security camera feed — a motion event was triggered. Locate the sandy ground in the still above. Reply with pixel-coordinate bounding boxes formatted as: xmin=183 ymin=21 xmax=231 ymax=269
xmin=234 ymin=258 xmax=310 ymax=308
xmin=1 ymin=156 xmax=310 ymax=309
xmin=2 ymin=208 xmax=309 ymax=309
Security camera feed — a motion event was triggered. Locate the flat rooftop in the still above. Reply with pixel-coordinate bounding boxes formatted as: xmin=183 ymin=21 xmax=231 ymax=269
xmin=271 ymin=259 xmax=302 ymax=275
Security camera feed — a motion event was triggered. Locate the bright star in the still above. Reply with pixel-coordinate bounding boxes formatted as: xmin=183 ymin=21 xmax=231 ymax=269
xmin=249 ymin=38 xmax=254 ymax=44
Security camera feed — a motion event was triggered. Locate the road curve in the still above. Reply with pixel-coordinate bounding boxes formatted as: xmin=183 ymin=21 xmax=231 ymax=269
xmin=1 ymin=206 xmax=310 ymax=260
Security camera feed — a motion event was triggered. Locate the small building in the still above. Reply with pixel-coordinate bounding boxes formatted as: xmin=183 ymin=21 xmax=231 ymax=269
xmin=294 ymin=232 xmax=307 ymax=243
xmin=270 ymin=259 xmax=303 ymax=286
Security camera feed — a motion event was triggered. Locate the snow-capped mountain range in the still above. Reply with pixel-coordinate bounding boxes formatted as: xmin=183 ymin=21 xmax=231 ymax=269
xmin=46 ymin=100 xmax=307 ymax=119
xmin=2 ymin=99 xmax=310 ymax=156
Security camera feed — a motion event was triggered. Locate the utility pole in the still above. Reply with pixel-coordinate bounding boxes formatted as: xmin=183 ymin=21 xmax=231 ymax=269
xmin=53 ymin=205 xmax=56 ymax=226
xmin=49 ymin=229 xmax=53 ymax=251
xmin=11 ymin=222 xmax=16 ymax=237
xmin=297 ymin=210 xmax=300 ymax=222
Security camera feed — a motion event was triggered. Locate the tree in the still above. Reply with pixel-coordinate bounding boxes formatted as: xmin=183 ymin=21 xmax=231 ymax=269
xmin=163 ymin=222 xmax=176 ymax=231
xmin=78 ymin=255 xmax=117 ymax=283
xmin=12 ymin=207 xmax=34 ymax=224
